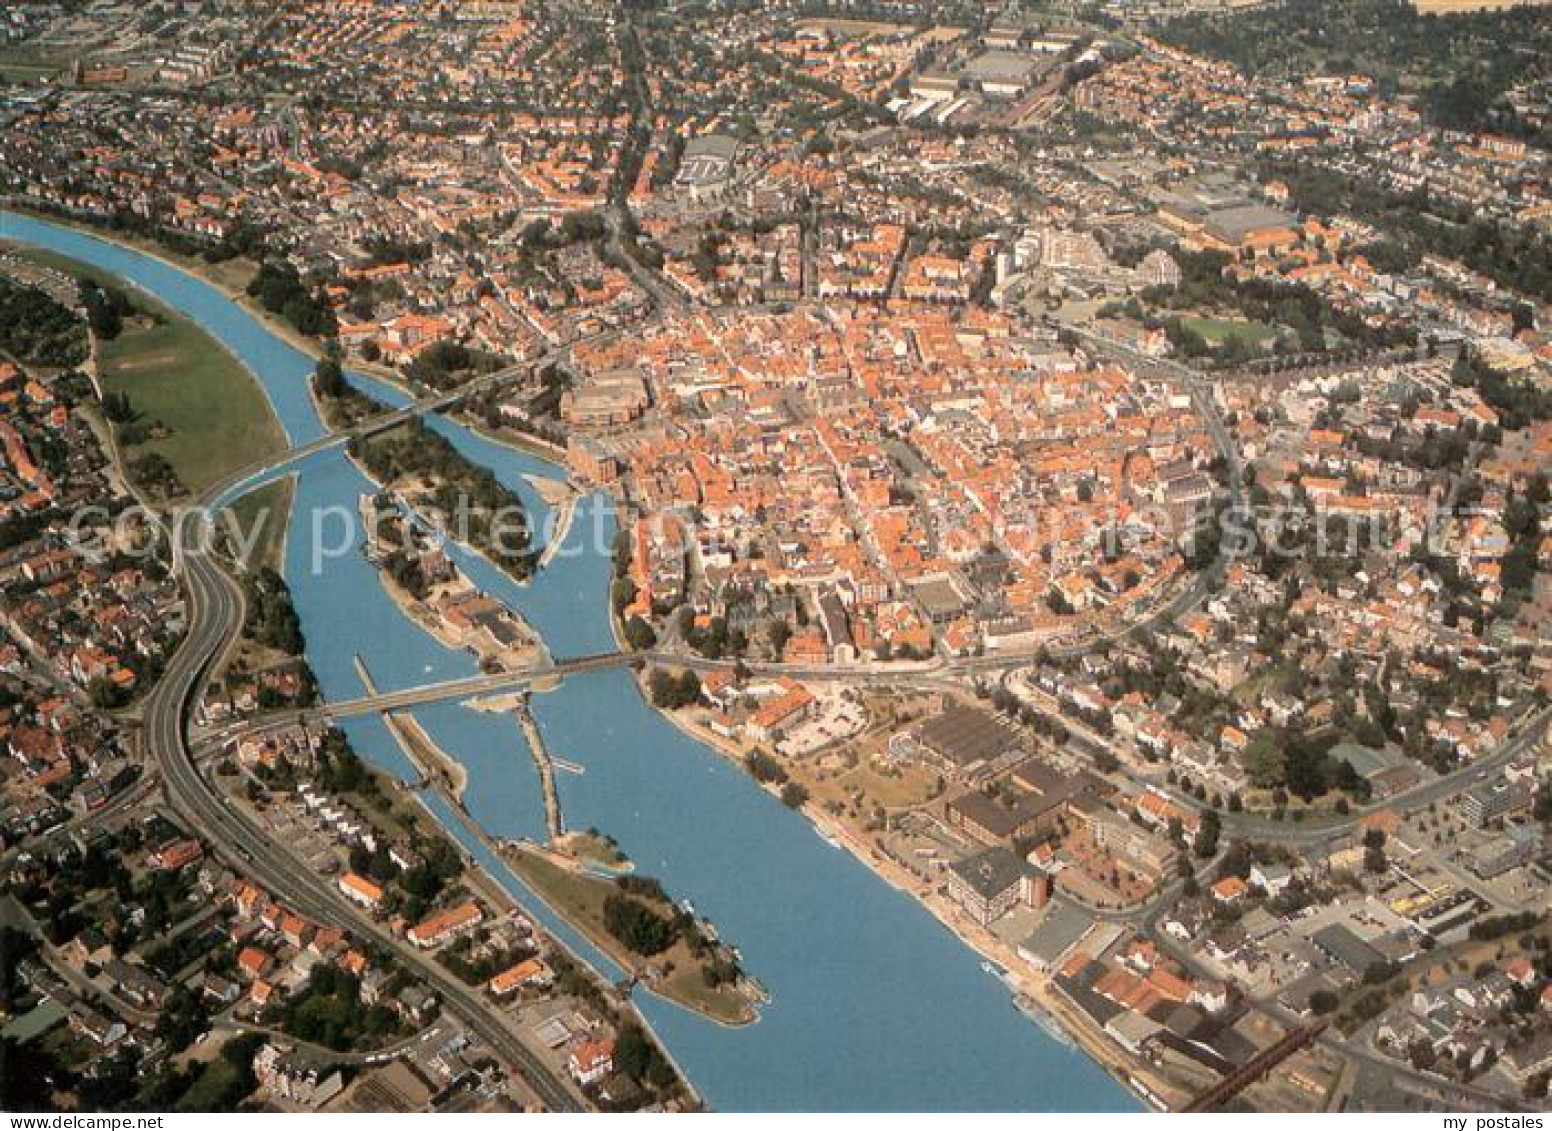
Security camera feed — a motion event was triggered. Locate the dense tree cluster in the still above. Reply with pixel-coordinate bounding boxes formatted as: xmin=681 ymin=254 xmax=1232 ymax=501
xmin=0 ymin=276 xmax=86 ymax=366
xmin=602 ymin=892 xmax=677 ymax=956
xmin=621 ymin=614 xmax=657 ymax=650
xmin=647 ymin=667 xmax=701 ymax=709
xmin=404 ymin=339 xmax=500 ymax=393
xmin=244 ymin=566 xmax=306 ymax=654
xmin=355 ymin=419 xmax=534 ymax=578
xmin=1241 ymin=727 xmax=1370 ymax=802
xmin=280 ymin=963 xmax=401 ymax=1050
xmin=312 ymin=356 xmax=347 ymax=399
xmin=78 ymin=278 xmax=141 ymax=341
xmin=612 ymin=1023 xmax=677 ymax=1094
xmin=745 ymin=749 xmax=787 ymax=786
xmin=247 ymin=260 xmax=337 ymax=338
xmin=1160 ymin=0 xmax=1552 ymax=140
xmin=128 ymin=451 xmax=183 ymax=498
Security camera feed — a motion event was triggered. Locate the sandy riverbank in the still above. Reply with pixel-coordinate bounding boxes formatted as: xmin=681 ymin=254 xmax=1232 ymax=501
xmin=523 ymin=472 xmax=574 ymax=507
xmin=462 ymin=691 xmax=530 ymax=713
xmin=536 ymin=494 xmax=578 ymax=570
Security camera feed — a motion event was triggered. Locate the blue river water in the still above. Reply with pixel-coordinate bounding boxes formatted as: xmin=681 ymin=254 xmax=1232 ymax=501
xmin=2 ymin=210 xmax=1137 ymax=1112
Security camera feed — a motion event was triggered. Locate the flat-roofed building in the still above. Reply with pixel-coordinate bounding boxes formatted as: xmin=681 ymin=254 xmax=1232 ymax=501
xmin=948 ymin=846 xmax=1036 ymax=925
xmin=1017 ymin=904 xmax=1094 ymax=972
xmin=1461 ymin=779 xmax=1531 ymax=826
xmin=889 ymin=704 xmax=1026 ymax=781
xmin=1087 ymin=809 xmax=1178 ymax=876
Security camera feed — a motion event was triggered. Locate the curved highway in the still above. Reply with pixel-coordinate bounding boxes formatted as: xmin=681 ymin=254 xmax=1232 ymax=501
xmin=144 ymin=512 xmax=582 ymax=1110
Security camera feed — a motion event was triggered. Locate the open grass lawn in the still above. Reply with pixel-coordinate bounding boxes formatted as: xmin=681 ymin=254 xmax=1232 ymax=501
xmin=221 ymin=476 xmax=295 ymax=574
xmin=507 ymin=846 xmax=637 ymax=964
xmin=99 ymin=314 xmax=287 ymax=499
xmin=201 ymin=255 xmax=259 ymax=294
xmin=174 ymin=1054 xmax=250 ymax=1112
xmin=0 ymin=42 xmax=76 ymax=74
xmin=1230 ymin=663 xmax=1301 ymax=707
xmin=0 ymin=63 xmax=56 ymax=83
xmin=1183 ymin=316 xmax=1278 ymax=349
xmin=836 ymin=760 xmax=936 ymax=809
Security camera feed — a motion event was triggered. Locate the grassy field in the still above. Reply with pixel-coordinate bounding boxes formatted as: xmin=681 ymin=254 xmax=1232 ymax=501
xmin=0 ymin=41 xmax=76 ymax=75
xmin=504 ymin=845 xmax=754 ymax=1025
xmin=3 ymin=242 xmax=285 ymax=499
xmin=0 ymin=63 xmax=55 ymax=83
xmin=1183 ymin=316 xmax=1278 ymax=349
xmin=221 ymin=476 xmax=294 ymax=574
xmin=98 ymin=314 xmax=287 ymax=500
xmin=1230 ymin=664 xmax=1301 ymax=707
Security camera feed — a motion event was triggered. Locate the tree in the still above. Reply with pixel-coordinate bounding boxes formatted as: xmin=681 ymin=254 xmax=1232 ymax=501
xmin=746 ymin=750 xmax=787 ymax=785
xmin=602 ymin=894 xmax=675 ymax=956
xmin=101 ymin=390 xmax=135 ymax=422
xmin=676 ymin=670 xmax=701 ymax=706
xmin=80 ymin=280 xmax=129 ymax=340
xmin=780 ymin=782 xmax=809 ymax=809
xmin=610 ymin=577 xmax=638 ymax=616
xmin=0 ymin=1035 xmax=60 ymax=1112
xmin=1194 ymin=810 xmax=1221 ymax=858
xmin=1241 ymin=734 xmax=1286 ymax=788
xmin=313 ymin=357 xmax=346 ymax=398
xmin=647 ymin=668 xmax=700 ymax=710
xmin=88 ymin=676 xmax=128 ymax=711
xmin=622 ymin=615 xmax=657 ymax=651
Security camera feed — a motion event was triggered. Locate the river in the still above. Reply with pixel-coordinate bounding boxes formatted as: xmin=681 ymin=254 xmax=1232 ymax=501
xmin=2 ymin=210 xmax=1137 ymax=1112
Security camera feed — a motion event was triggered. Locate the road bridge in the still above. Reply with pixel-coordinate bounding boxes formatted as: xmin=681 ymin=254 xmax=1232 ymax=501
xmin=205 ymin=362 xmax=531 ymax=508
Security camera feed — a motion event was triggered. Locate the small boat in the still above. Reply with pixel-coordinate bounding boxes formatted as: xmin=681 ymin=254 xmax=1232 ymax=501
xmin=1014 ymin=993 xmax=1075 ymax=1050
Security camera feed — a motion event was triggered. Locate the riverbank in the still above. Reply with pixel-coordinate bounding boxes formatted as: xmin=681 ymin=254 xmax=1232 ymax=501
xmin=384 ymin=708 xmax=470 ymax=802
xmin=221 ymin=475 xmax=296 ymax=575
xmin=648 ymin=688 xmax=1178 ymax=1110
xmin=2 ymin=204 xmax=334 ymax=366
xmin=536 ymin=494 xmax=579 ymax=571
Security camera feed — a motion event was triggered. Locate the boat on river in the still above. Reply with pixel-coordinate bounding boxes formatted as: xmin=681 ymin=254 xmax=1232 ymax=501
xmin=1014 ymin=993 xmax=1076 ymax=1050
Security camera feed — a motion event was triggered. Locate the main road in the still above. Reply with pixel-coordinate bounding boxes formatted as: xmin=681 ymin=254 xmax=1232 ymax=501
xmin=143 ymin=486 xmax=583 ymax=1110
